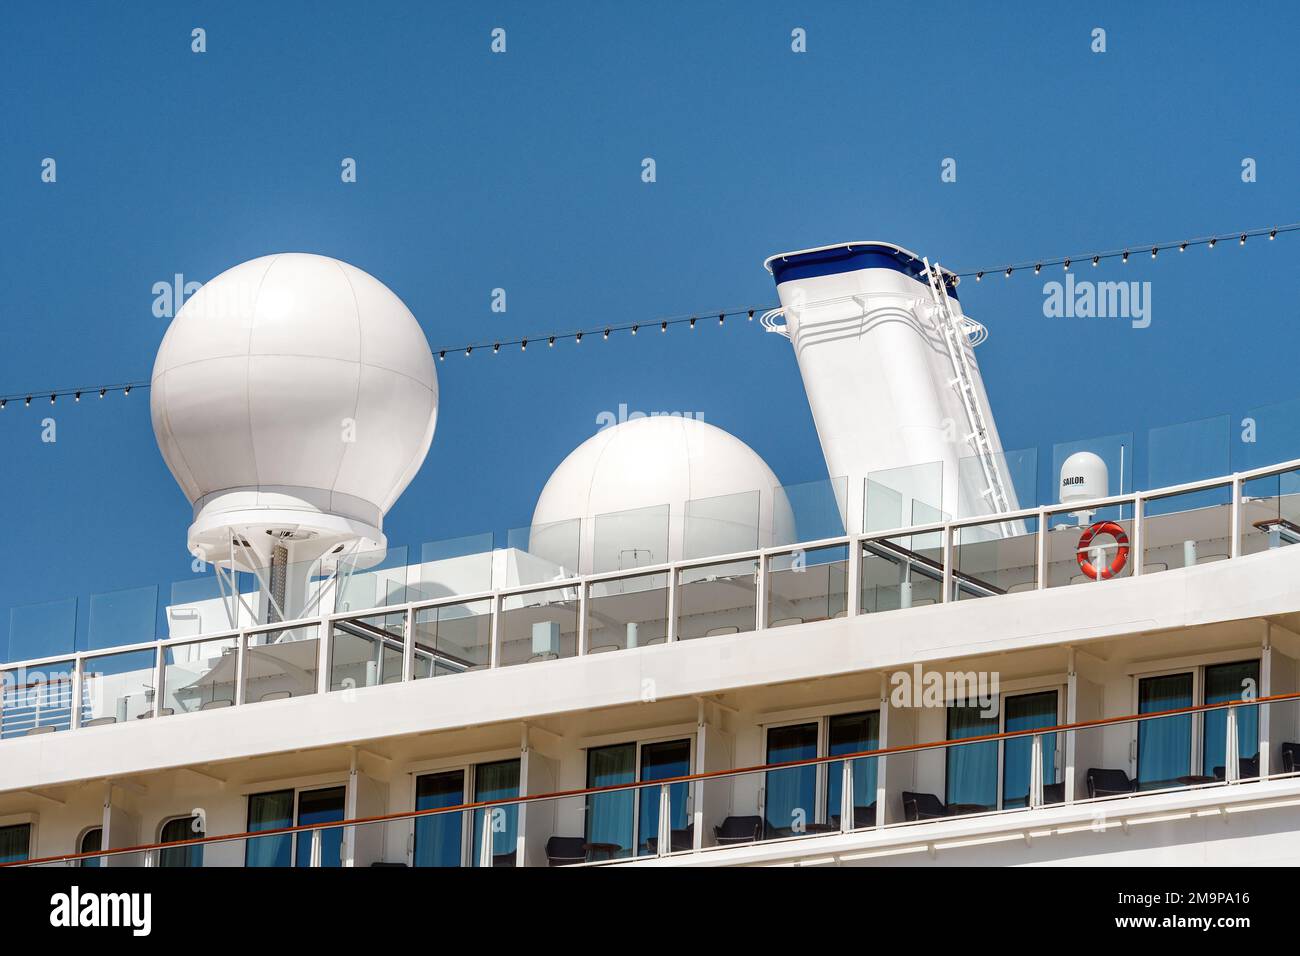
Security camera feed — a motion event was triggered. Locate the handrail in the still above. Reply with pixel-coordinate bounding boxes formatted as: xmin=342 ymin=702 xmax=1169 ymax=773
xmin=2 ymin=456 xmax=1298 ymax=703
xmin=8 ymin=688 xmax=1298 ymax=868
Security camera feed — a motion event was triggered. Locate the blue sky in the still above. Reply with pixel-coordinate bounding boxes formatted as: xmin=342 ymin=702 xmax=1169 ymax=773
xmin=1 ymin=1 xmax=1297 ymax=659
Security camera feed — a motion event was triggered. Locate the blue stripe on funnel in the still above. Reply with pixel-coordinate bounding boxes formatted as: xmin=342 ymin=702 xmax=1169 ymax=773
xmin=769 ymin=244 xmax=958 ymax=301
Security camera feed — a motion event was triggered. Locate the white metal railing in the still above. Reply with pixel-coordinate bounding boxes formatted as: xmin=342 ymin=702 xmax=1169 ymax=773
xmin=1 ymin=457 xmax=1297 ymax=738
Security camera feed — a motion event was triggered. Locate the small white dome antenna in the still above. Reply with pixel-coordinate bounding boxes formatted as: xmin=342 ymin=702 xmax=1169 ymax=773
xmin=151 ymin=253 xmax=438 ymax=624
xmin=1059 ymin=451 xmax=1109 ymax=526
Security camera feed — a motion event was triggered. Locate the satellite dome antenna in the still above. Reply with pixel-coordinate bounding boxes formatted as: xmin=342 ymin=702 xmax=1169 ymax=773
xmin=151 ymin=253 xmax=438 ymax=625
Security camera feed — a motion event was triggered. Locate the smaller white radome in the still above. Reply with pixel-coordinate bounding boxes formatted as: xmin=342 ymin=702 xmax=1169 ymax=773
xmin=530 ymin=416 xmax=794 ymax=574
xmin=150 ymin=253 xmax=438 ymax=565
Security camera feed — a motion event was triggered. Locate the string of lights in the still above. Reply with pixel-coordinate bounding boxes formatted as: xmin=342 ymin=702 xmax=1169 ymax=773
xmin=3 ymin=217 xmax=1294 ymax=405
xmin=960 ymin=220 xmax=1299 ymax=281
xmin=0 ymin=381 xmax=146 ymax=410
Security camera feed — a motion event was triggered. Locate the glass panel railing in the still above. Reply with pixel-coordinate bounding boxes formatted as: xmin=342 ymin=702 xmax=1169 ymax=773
xmin=1147 ymin=414 xmax=1231 ymax=489
xmin=1045 ymin=501 xmax=1135 ymax=588
xmin=497 ymin=588 xmax=578 ymax=667
xmin=586 ymin=572 xmax=669 ymax=653
xmin=161 ymin=635 xmax=240 ymax=714
xmin=1237 ymin=397 xmax=1300 ymax=471
xmin=957 ymin=447 xmax=1037 ymax=519
xmin=335 ymin=547 xmax=410 ymax=614
xmin=1241 ymin=466 xmax=1300 ymax=556
xmin=80 ymin=648 xmax=157 ymax=725
xmin=683 ymin=490 xmax=760 ymax=561
xmin=330 ymin=610 xmax=406 ymax=692
xmin=676 ymin=558 xmax=758 ymax=640
xmin=6 ymin=598 xmax=77 ymax=664
xmin=777 ymin=477 xmax=848 ymax=546
xmin=414 ymin=533 xmax=495 ymax=602
xmin=412 ymin=599 xmax=494 ymax=677
xmin=953 ymin=515 xmax=1040 ymax=599
xmin=244 ymin=623 xmax=320 ymax=703
xmin=592 ymin=504 xmax=670 ymax=574
xmin=1142 ymin=483 xmax=1233 ymax=573
xmin=86 ymin=586 xmax=158 ymax=652
xmin=860 ymin=530 xmax=943 ymax=612
xmin=0 ymin=659 xmax=75 ymax=737
xmin=167 ymin=570 xmax=258 ymax=639
xmin=1050 ymin=432 xmax=1132 ymax=505
xmin=864 ymin=461 xmax=945 ymax=534
xmin=505 ymin=518 xmax=581 ymax=587
xmin=767 ymin=545 xmax=849 ymax=626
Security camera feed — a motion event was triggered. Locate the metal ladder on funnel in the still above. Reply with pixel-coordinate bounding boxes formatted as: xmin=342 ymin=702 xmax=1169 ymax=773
xmin=923 ymin=259 xmax=1015 ymax=531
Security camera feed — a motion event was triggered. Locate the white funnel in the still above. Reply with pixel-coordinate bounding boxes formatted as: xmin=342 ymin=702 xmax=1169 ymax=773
xmin=764 ymin=241 xmax=1017 ymax=533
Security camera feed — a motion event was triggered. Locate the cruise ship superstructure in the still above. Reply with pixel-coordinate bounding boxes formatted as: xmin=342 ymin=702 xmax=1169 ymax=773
xmin=2 ymin=244 xmax=1299 ymax=869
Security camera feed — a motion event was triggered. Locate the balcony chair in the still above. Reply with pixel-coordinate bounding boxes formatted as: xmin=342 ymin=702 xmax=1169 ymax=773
xmin=491 ymin=850 xmax=517 ymax=867
xmin=704 ymin=626 xmax=741 ymax=637
xmin=1212 ymin=753 xmax=1261 ymax=781
xmin=901 ymin=791 xmax=948 ymax=821
xmin=82 ymin=716 xmax=116 ymax=727
xmin=770 ymin=617 xmax=803 ymax=628
xmin=259 ymin=690 xmax=292 ymax=702
xmin=713 ymin=815 xmax=762 ymax=845
xmin=544 ymin=836 xmax=589 ymax=866
xmin=200 ymin=699 xmax=233 ymax=711
xmin=1043 ymin=782 xmax=1066 ymax=804
xmin=1086 ymin=768 xmax=1137 ymax=798
xmin=1282 ymin=742 xmax=1300 ymax=774
xmin=644 ymin=824 xmax=694 ymax=855
xmin=829 ymin=803 xmax=877 ymax=829
xmin=24 ymin=725 xmax=56 ymax=736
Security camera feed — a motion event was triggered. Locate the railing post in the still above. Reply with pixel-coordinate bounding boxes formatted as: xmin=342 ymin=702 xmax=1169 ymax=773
xmin=846 ymin=536 xmax=861 ymax=618
xmin=1225 ymin=705 xmax=1240 ymax=783
xmin=152 ymin=644 xmax=166 ymax=719
xmin=316 ymin=614 xmax=331 ymax=695
xmin=876 ymin=682 xmax=889 ymax=828
xmin=68 ymin=656 xmax=84 ymax=731
xmin=839 ymin=758 xmax=854 ymax=833
xmin=1230 ymin=475 xmax=1243 ymax=559
xmin=577 ymin=581 xmax=589 ymax=655
xmin=488 ymin=593 xmax=501 ymax=669
xmin=310 ymin=827 xmax=323 ymax=868
xmin=402 ymin=605 xmax=415 ymax=682
xmin=666 ymin=566 xmax=679 ymax=643
xmin=1132 ymin=494 xmax=1145 ymax=576
xmin=234 ymin=631 xmax=247 ymax=706
xmin=1029 ymin=734 xmax=1044 ymax=808
xmin=941 ymin=524 xmax=954 ymax=602
xmin=755 ymin=554 xmax=768 ymax=630
xmin=1035 ymin=508 xmax=1048 ymax=589
xmin=657 ymin=783 xmax=671 ymax=858
xmin=479 ymin=808 xmax=495 ymax=867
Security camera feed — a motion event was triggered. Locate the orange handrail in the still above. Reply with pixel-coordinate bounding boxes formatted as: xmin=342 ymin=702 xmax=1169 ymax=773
xmin=6 ymin=688 xmax=1297 ymax=868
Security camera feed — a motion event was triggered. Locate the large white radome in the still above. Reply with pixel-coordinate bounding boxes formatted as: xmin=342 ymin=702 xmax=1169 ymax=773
xmin=150 ymin=253 xmax=438 ymax=565
xmin=530 ymin=416 xmax=794 ymax=573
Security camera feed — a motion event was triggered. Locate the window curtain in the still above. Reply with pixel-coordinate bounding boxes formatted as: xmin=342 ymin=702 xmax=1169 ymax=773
xmin=1203 ymin=661 xmax=1260 ymax=777
xmin=295 ymin=786 xmax=345 ymax=868
xmin=586 ymin=744 xmax=635 ymax=859
xmin=946 ymin=705 xmax=998 ymax=810
xmin=159 ymin=816 xmax=203 ymax=868
xmin=1002 ymin=691 xmax=1058 ymax=808
xmin=827 ymin=712 xmax=879 ymax=824
xmin=764 ymin=723 xmax=818 ymax=838
xmin=245 ymin=790 xmax=294 ymax=867
xmin=79 ymin=827 xmax=102 ymax=868
xmin=637 ymin=740 xmax=691 ymax=856
xmin=1138 ymin=673 xmax=1193 ymax=790
xmin=414 ymin=771 xmax=465 ymax=867
xmin=472 ymin=759 xmax=520 ymax=866
xmin=0 ymin=824 xmax=30 ymax=864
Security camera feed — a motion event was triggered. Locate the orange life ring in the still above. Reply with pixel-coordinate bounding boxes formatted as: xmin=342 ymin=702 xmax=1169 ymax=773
xmin=1076 ymin=520 xmax=1130 ymax=580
